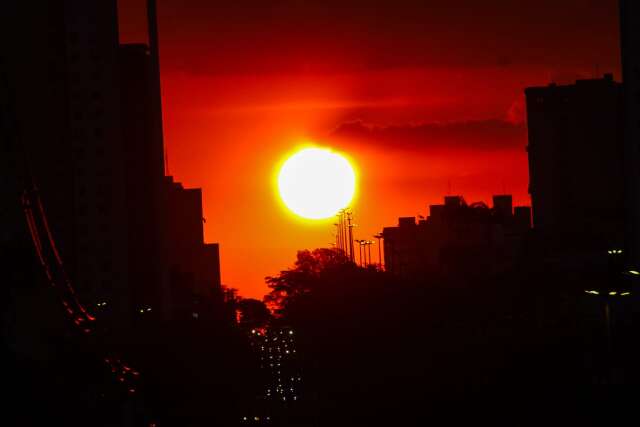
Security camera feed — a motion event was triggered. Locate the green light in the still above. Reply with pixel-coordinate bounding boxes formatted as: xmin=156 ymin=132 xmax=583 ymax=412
xmin=629 ymin=270 xmax=640 ymax=275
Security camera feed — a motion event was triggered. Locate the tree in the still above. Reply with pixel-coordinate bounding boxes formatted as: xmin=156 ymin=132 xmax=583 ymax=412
xmin=264 ymin=248 xmax=350 ymax=316
xmin=236 ymin=298 xmax=271 ymax=329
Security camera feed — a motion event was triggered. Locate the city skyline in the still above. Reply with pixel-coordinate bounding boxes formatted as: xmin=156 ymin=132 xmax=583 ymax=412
xmin=117 ymin=0 xmax=621 ymax=297
xmin=4 ymin=1 xmax=640 ymax=424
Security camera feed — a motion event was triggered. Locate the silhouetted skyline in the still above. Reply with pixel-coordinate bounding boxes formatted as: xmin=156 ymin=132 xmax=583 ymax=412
xmin=4 ymin=0 xmax=640 ymax=425
xmin=116 ymin=0 xmax=622 ymax=297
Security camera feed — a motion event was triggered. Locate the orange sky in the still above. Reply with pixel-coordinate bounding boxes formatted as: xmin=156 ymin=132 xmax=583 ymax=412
xmin=119 ymin=0 xmax=621 ymax=298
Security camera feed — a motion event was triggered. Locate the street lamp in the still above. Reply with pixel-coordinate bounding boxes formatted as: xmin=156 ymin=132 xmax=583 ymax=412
xmin=347 ymin=211 xmax=355 ymax=263
xmin=374 ymin=233 xmax=383 ymax=270
xmin=582 ymin=248 xmax=638 ymax=383
xmin=365 ymin=240 xmax=374 ymax=268
xmin=355 ymin=239 xmax=364 ymax=266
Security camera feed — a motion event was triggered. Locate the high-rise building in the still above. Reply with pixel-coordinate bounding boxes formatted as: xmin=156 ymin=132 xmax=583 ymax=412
xmin=165 ymin=176 xmax=222 ymax=318
xmin=525 ymin=75 xmax=626 ymax=252
xmin=620 ymin=0 xmax=640 ymax=265
xmin=3 ymin=0 xmax=132 ymax=322
xmin=2 ymin=0 xmax=224 ymax=326
xmin=119 ymin=42 xmax=169 ymax=318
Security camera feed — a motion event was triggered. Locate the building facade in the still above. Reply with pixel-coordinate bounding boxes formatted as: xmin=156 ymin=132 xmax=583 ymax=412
xmin=2 ymin=0 xmax=222 ymax=326
xmin=165 ymin=176 xmax=223 ymax=319
xmin=4 ymin=0 xmax=132 ymax=322
xmin=382 ymin=195 xmax=531 ymax=278
xmin=620 ymin=0 xmax=640 ymax=265
xmin=525 ymin=75 xmax=626 ymax=254
xmin=119 ymin=42 xmax=169 ymax=319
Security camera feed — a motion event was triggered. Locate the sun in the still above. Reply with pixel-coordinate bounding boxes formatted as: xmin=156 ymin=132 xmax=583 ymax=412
xmin=278 ymin=147 xmax=356 ymax=220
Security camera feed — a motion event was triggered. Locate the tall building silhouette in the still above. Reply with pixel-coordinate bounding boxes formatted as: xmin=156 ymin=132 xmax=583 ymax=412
xmin=165 ymin=176 xmax=222 ymax=319
xmin=525 ymin=75 xmax=625 ymax=253
xmin=3 ymin=1 xmax=132 ymax=322
xmin=119 ymin=42 xmax=170 ymax=319
xmin=620 ymin=0 xmax=640 ymax=265
xmin=1 ymin=0 xmax=221 ymax=327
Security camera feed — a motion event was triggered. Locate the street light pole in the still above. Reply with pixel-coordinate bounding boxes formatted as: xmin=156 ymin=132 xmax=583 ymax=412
xmin=355 ymin=239 xmax=363 ymax=266
xmin=362 ymin=241 xmax=367 ymax=266
xmin=337 ymin=211 xmax=345 ymax=254
xmin=341 ymin=210 xmax=348 ymax=257
xmin=336 ymin=215 xmax=341 ymax=252
xmin=347 ymin=210 xmax=355 ymax=263
xmin=374 ymin=233 xmax=383 ymax=270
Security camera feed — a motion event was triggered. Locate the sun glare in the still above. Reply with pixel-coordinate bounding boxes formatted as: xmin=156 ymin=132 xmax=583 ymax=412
xmin=278 ymin=147 xmax=356 ymax=220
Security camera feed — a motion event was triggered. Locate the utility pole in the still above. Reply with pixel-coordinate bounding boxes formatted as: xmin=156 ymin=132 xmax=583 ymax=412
xmin=367 ymin=240 xmax=373 ymax=268
xmin=355 ymin=239 xmax=363 ymax=266
xmin=340 ymin=210 xmax=347 ymax=256
xmin=361 ymin=240 xmax=367 ymax=266
xmin=343 ymin=210 xmax=349 ymax=259
xmin=347 ymin=210 xmax=355 ymax=263
xmin=336 ymin=212 xmax=343 ymax=253
xmin=374 ymin=233 xmax=383 ymax=270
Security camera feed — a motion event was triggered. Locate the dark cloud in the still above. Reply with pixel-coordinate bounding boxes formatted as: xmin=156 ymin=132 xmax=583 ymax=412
xmin=330 ymin=119 xmax=527 ymax=152
xmin=120 ymin=0 xmax=620 ymax=76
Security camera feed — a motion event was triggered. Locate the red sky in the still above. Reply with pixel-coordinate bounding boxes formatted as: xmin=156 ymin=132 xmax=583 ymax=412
xmin=118 ymin=0 xmax=621 ymax=298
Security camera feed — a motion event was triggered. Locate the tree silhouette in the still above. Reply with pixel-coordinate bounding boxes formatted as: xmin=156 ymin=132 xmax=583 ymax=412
xmin=264 ymin=248 xmax=351 ymax=317
xmin=260 ymin=244 xmax=626 ymax=424
xmin=236 ymin=298 xmax=271 ymax=329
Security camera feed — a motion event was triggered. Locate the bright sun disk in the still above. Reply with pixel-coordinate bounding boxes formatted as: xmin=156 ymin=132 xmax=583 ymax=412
xmin=278 ymin=147 xmax=356 ymax=220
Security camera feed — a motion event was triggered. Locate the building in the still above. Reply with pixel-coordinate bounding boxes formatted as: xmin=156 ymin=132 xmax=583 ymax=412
xmin=165 ymin=176 xmax=222 ymax=319
xmin=525 ymin=75 xmax=626 ymax=254
xmin=620 ymin=0 xmax=640 ymax=265
xmin=2 ymin=0 xmax=222 ymax=327
xmin=119 ymin=42 xmax=170 ymax=319
xmin=3 ymin=0 xmax=132 ymax=322
xmin=382 ymin=195 xmax=531 ymax=278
